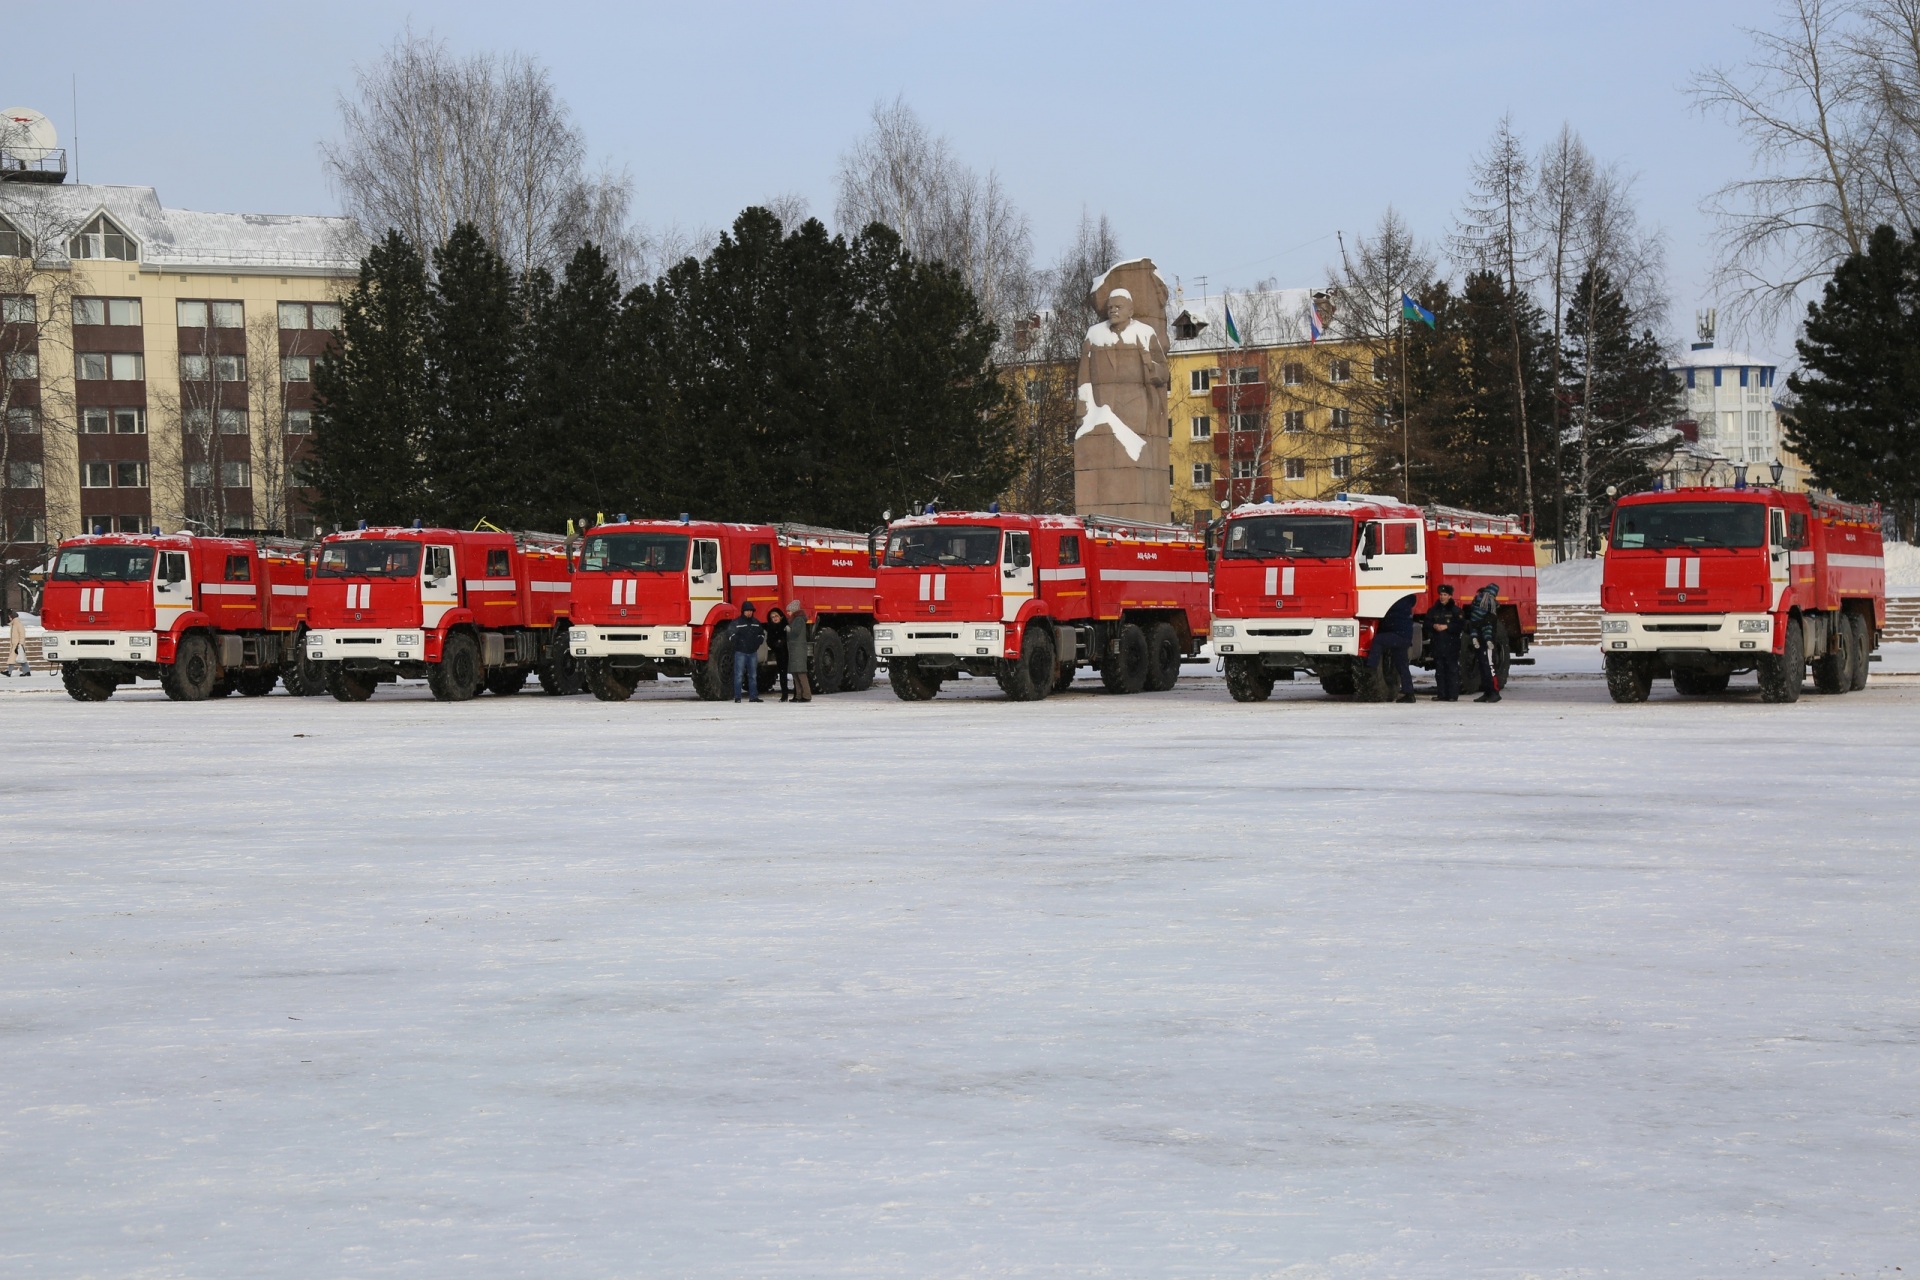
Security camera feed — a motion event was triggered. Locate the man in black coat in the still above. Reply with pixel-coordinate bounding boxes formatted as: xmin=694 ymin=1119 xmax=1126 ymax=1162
xmin=1464 ymin=582 xmax=1503 ymax=703
xmin=1424 ymin=584 xmax=1464 ymax=701
xmin=729 ymin=601 xmax=767 ymax=703
xmin=1366 ymin=592 xmax=1419 ymax=703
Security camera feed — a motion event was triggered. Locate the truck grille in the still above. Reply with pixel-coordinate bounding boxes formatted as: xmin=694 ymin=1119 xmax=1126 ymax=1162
xmin=910 ymin=631 xmax=959 ymax=639
xmin=1248 ymin=627 xmax=1313 ymax=637
xmin=1644 ymin=623 xmax=1721 ymax=633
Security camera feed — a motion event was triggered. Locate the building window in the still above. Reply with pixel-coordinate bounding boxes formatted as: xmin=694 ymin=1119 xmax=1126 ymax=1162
xmin=7 ymin=461 xmax=42 ymax=488
xmin=220 ymin=461 xmax=250 ymax=488
xmin=180 ymin=354 xmax=209 ymax=380
xmin=115 ymin=408 xmax=145 ymax=435
xmin=1374 ymin=407 xmax=1391 ymax=429
xmin=1230 ymin=412 xmax=1263 ymax=433
xmin=1191 ymin=462 xmax=1213 ymax=487
xmin=1330 ymin=407 xmax=1351 ymax=431
xmin=81 ymin=408 xmax=110 ymax=433
xmin=2 ymin=294 xmax=34 ymax=323
xmin=291 ymin=513 xmax=317 ymax=539
xmin=1284 ymin=457 xmax=1306 ymax=480
xmin=1328 ymin=359 xmax=1351 ymax=383
xmin=212 ymin=301 xmax=243 ymax=328
xmin=0 ymin=216 xmax=27 ymax=259
xmin=1189 ymin=415 xmax=1211 ymax=439
xmin=1372 ymin=357 xmax=1390 ymax=382
xmin=1281 ymin=410 xmax=1304 ymax=433
xmin=1024 ymin=380 xmax=1044 ymax=404
xmin=1231 ymin=459 xmax=1260 ymax=480
xmin=218 ymin=409 xmax=248 ymax=435
xmin=215 ymin=355 xmax=245 ymax=382
xmin=1331 ymin=455 xmax=1352 ymax=479
xmin=1190 ymin=368 xmax=1214 ymax=394
xmin=10 ymin=516 xmax=46 ymax=542
xmin=4 ymin=351 xmax=36 ymax=379
xmin=82 ymin=462 xmax=112 ymax=488
xmin=1746 ymin=410 xmax=1763 ymax=441
xmin=177 ymin=300 xmax=207 ymax=328
xmin=75 ymin=297 xmax=144 ymax=326
xmin=1281 ymin=362 xmax=1304 ymax=386
xmin=6 ymin=406 xmax=38 ymax=433
xmin=76 ymin=353 xmax=107 ymax=380
xmin=188 ymin=463 xmax=211 ymax=488
xmin=70 ymin=214 xmax=138 ymax=261
xmin=111 ymin=353 xmax=143 ymax=381
xmin=1229 ymin=366 xmax=1260 ymax=385
xmin=286 ymin=410 xmax=312 ymax=434
xmin=115 ymin=461 xmax=149 ymax=489
xmin=277 ymin=301 xmax=343 ymax=331
xmin=280 ymin=356 xmax=311 ymax=382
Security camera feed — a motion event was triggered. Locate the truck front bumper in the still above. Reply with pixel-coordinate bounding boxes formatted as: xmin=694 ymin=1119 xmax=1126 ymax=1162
xmin=307 ymin=628 xmax=427 ymax=663
xmin=570 ymin=625 xmax=692 ymax=661
xmin=41 ymin=630 xmax=158 ymax=664
xmin=873 ymin=621 xmax=1005 ymax=661
xmin=1210 ymin=617 xmax=1359 ymax=658
xmin=1600 ymin=613 xmax=1773 ymax=655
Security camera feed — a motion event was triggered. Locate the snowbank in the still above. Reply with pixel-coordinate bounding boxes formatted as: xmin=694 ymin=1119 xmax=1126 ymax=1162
xmin=1886 ymin=541 xmax=1920 ymax=593
xmin=1537 ymin=556 xmax=1602 ymax=604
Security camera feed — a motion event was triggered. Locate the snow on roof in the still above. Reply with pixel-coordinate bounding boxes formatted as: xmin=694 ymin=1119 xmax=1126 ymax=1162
xmin=1168 ymin=287 xmax=1333 ymax=352
xmin=0 ymin=182 xmax=362 ymax=274
xmin=1668 ymin=343 xmax=1773 ymax=370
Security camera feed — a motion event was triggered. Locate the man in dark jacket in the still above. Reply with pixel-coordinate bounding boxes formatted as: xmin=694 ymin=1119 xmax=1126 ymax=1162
xmin=730 ymin=602 xmax=766 ymax=703
xmin=1424 ymin=584 xmax=1464 ymax=701
xmin=786 ymin=599 xmax=813 ymax=702
xmin=1366 ymin=592 xmax=1418 ymax=703
xmin=1465 ymin=582 xmax=1503 ymax=703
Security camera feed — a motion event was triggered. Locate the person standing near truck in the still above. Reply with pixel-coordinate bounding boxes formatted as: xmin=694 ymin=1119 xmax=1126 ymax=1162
xmin=1465 ymin=582 xmax=1503 ymax=703
xmin=730 ymin=602 xmax=766 ymax=703
xmin=786 ymin=600 xmax=814 ymax=703
xmin=1367 ymin=592 xmax=1418 ymax=704
xmin=3 ymin=609 xmax=28 ymax=677
xmin=1425 ymin=584 xmax=1463 ymax=702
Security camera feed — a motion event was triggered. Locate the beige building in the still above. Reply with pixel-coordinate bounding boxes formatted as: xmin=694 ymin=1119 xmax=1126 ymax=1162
xmin=1 ymin=180 xmax=359 ymax=564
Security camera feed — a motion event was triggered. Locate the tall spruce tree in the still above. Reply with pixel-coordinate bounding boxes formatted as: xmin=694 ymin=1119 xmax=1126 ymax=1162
xmin=426 ymin=223 xmax=526 ymax=527
xmin=303 ymin=231 xmax=433 ymax=527
xmin=1787 ymin=224 xmax=1920 ymax=538
xmin=521 ymin=242 xmax=633 ymax=530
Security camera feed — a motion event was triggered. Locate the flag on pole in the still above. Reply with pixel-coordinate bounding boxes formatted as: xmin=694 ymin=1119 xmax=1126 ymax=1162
xmin=1223 ymin=297 xmax=1242 ymax=346
xmin=1308 ymin=300 xmax=1323 ymax=344
xmin=1401 ymin=291 xmax=1435 ymax=328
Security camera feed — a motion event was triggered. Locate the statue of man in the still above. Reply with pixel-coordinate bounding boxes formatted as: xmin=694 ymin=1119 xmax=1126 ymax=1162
xmin=1075 ymin=287 xmax=1169 ymax=464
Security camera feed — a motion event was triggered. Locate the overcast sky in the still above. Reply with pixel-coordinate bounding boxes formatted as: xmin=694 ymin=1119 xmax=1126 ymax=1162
xmin=9 ymin=0 xmax=1786 ymax=360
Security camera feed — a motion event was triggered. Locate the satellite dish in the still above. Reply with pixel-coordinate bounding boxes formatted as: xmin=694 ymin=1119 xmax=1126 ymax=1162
xmin=0 ymin=108 xmax=58 ymax=161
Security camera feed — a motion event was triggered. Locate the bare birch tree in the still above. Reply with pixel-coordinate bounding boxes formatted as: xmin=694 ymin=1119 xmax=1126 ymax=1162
xmin=1334 ymin=209 xmax=1437 ymax=500
xmin=1530 ymin=126 xmax=1597 ymax=545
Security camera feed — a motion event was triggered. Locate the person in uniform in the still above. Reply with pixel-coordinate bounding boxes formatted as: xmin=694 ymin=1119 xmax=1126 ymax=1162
xmin=1425 ymin=584 xmax=1463 ymax=701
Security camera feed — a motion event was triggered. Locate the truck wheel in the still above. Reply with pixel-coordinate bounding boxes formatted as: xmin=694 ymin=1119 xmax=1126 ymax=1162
xmin=996 ymin=626 xmax=1055 ymax=701
xmin=1143 ymin=621 xmax=1181 ymax=692
xmin=485 ymin=667 xmax=528 ymax=696
xmin=843 ymin=625 xmax=877 ymax=691
xmin=1671 ymin=668 xmax=1729 ymax=696
xmin=584 ymin=657 xmax=636 ymax=702
xmin=283 ymin=639 xmax=323 ymax=697
xmin=812 ymin=627 xmax=848 ymax=694
xmin=1100 ymin=623 xmax=1149 ymax=694
xmin=1605 ymin=654 xmax=1651 ymax=703
xmin=691 ymin=625 xmax=731 ymax=702
xmin=429 ymin=633 xmax=481 ymax=702
xmin=1352 ymin=654 xmax=1393 ymax=702
xmin=160 ymin=634 xmax=219 ymax=701
xmin=325 ymin=662 xmax=376 ymax=702
xmin=538 ymin=621 xmax=583 ymax=695
xmin=1317 ymin=663 xmax=1356 ymax=696
xmin=1225 ymin=655 xmax=1274 ymax=703
xmin=1847 ymin=612 xmax=1870 ymax=690
xmin=61 ymin=664 xmax=116 ymax=702
xmin=1758 ymin=617 xmax=1804 ymax=703
xmin=1812 ymin=614 xmax=1851 ymax=694
xmin=1051 ymin=662 xmax=1077 ymax=693
xmin=236 ymin=670 xmax=280 ymax=697
xmin=888 ymin=656 xmax=942 ymax=701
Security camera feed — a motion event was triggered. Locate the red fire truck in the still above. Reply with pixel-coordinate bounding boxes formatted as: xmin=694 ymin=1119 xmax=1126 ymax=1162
xmin=1600 ymin=486 xmax=1885 ymax=702
xmin=303 ymin=525 xmax=575 ymax=702
xmin=1210 ymin=494 xmax=1538 ymax=702
xmin=873 ymin=510 xmax=1210 ymax=701
xmin=568 ymin=518 xmax=878 ymax=701
xmin=41 ymin=531 xmax=315 ymax=701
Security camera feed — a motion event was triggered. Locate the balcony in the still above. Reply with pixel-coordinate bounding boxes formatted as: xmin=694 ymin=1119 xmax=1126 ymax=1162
xmin=0 ymin=147 xmax=67 ymax=184
xmin=1211 ymin=430 xmax=1270 ymax=460
xmin=1209 ymin=382 xmax=1268 ymax=411
xmin=1213 ymin=477 xmax=1272 ymax=505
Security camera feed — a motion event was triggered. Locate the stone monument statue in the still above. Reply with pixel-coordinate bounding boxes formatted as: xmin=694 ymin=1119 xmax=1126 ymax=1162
xmin=1075 ymin=258 xmax=1171 ymax=522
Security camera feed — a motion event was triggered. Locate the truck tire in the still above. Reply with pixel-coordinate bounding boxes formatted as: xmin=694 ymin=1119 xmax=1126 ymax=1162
xmin=1144 ymin=621 xmax=1181 ymax=692
xmin=1352 ymin=654 xmax=1393 ymax=702
xmin=1100 ymin=623 xmax=1149 ymax=694
xmin=1225 ymin=655 xmax=1274 ymax=702
xmin=284 ymin=639 xmax=326 ymax=697
xmin=1051 ymin=662 xmax=1078 ymax=693
xmin=1758 ymin=616 xmax=1804 ymax=703
xmin=326 ymin=662 xmax=377 ymax=702
xmin=62 ymin=664 xmax=116 ymax=702
xmin=690 ymin=625 xmax=731 ymax=702
xmin=539 ymin=621 xmax=584 ymax=695
xmin=236 ymin=669 xmax=280 ymax=697
xmin=812 ymin=627 xmax=848 ymax=694
xmin=1317 ymin=662 xmax=1356 ymax=696
xmin=1671 ymin=668 xmax=1729 ymax=696
xmin=1605 ymin=653 xmax=1651 ymax=703
xmin=160 ymin=634 xmax=219 ymax=701
xmin=1847 ymin=612 xmax=1870 ymax=690
xmin=428 ymin=633 xmax=482 ymax=702
xmin=583 ymin=658 xmax=637 ymax=702
xmin=843 ymin=625 xmax=877 ymax=691
xmin=888 ymin=656 xmax=942 ymax=701
xmin=1812 ymin=613 xmax=1851 ymax=695
xmin=996 ymin=626 xmax=1055 ymax=701
xmin=485 ymin=667 xmax=528 ymax=696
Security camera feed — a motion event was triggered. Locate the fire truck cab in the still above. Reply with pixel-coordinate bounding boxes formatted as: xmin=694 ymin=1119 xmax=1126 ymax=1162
xmin=1210 ymin=494 xmax=1537 ymax=701
xmin=304 ymin=525 xmax=575 ymax=702
xmin=41 ymin=531 xmax=314 ymax=701
xmin=874 ymin=510 xmax=1210 ymax=701
xmin=568 ymin=518 xmax=878 ymax=701
xmin=1600 ymin=486 xmax=1885 ymax=702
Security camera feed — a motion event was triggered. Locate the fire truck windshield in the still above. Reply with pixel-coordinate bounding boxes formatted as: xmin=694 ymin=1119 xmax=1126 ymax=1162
xmin=581 ymin=533 xmax=688 ymax=572
xmin=315 ymin=541 xmax=422 ymax=578
xmin=53 ymin=546 xmax=155 ymax=581
xmin=1223 ymin=515 xmax=1353 ymax=559
xmin=886 ymin=525 xmax=1001 ymax=567
xmin=1611 ymin=502 xmax=1766 ymax=550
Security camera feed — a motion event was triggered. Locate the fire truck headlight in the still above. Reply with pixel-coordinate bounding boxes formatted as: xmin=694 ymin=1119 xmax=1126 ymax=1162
xmin=1211 ymin=624 xmax=1235 ymax=638
xmin=873 ymin=628 xmax=894 ymax=642
xmin=396 ymin=632 xmax=422 ymax=646
xmin=570 ymin=627 xmax=588 ymax=643
xmin=974 ymin=627 xmax=997 ymax=641
xmin=1739 ymin=618 xmax=1771 ymax=633
xmin=129 ymin=634 xmax=150 ymax=647
xmin=663 ymin=629 xmax=688 ymax=643
xmin=1601 ymin=620 xmax=1630 ymax=634
xmin=1327 ymin=623 xmax=1356 ymax=638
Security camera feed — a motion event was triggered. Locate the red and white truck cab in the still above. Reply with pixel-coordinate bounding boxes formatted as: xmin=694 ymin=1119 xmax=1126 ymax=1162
xmin=1600 ymin=486 xmax=1884 ymax=702
xmin=304 ymin=525 xmax=574 ymax=702
xmin=567 ymin=517 xmax=878 ymax=701
xmin=41 ymin=531 xmax=313 ymax=701
xmin=1210 ymin=494 xmax=1537 ymax=701
xmin=873 ymin=509 xmax=1210 ymax=701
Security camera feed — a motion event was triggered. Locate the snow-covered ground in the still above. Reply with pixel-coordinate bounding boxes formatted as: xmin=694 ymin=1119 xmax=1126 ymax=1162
xmin=4 ymin=669 xmax=1918 ymax=1277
